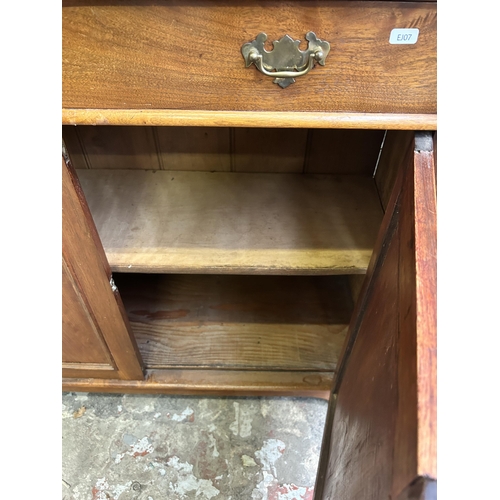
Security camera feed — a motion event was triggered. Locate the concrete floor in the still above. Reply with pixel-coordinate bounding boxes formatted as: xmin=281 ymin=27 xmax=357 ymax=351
xmin=62 ymin=392 xmax=328 ymax=500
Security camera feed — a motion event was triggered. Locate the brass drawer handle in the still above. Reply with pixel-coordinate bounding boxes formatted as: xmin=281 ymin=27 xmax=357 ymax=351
xmin=242 ymin=32 xmax=330 ymax=88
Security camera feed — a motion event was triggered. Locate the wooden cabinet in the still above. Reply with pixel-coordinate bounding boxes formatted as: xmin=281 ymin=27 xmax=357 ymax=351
xmin=62 ymin=1 xmax=436 ymax=497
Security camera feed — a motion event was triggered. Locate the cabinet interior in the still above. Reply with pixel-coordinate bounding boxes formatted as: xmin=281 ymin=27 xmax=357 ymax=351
xmin=63 ymin=125 xmax=411 ymax=378
xmin=113 ymin=273 xmax=352 ymax=372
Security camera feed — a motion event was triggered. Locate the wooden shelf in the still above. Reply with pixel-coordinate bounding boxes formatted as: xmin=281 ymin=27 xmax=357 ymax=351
xmin=114 ymin=273 xmax=353 ymax=372
xmin=78 ymin=170 xmax=383 ymax=274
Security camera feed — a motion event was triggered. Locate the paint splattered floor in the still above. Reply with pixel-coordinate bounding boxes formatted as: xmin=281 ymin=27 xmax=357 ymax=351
xmin=62 ymin=393 xmax=328 ymax=500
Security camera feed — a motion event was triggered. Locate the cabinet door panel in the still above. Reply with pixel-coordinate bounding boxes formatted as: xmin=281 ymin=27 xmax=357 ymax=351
xmin=62 ymin=157 xmax=144 ymax=380
xmin=62 ymin=259 xmax=114 ymax=367
xmin=315 ymin=132 xmax=436 ymax=499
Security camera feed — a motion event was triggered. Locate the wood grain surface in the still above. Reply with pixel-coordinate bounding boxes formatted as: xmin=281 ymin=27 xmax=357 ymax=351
xmin=62 ymin=1 xmax=436 ymax=116
xmin=62 ymin=126 xmax=88 ymax=169
xmin=62 ymin=258 xmax=114 ymax=366
xmin=63 ymin=125 xmax=385 ymax=175
xmin=75 ymin=126 xmax=161 ymax=170
xmin=316 ymin=132 xmax=436 ymax=498
xmin=62 ymin=109 xmax=437 ymax=129
xmin=114 ymin=273 xmax=352 ymax=371
xmin=76 ymin=169 xmax=384 ymax=274
xmin=62 ymin=157 xmax=144 ymax=380
xmin=375 ymin=129 xmax=414 ymax=210
xmin=320 ymin=220 xmax=401 ymax=500
xmin=305 ymin=129 xmax=385 ymax=174
xmin=157 ymin=127 xmax=231 ymax=171
xmin=412 ymin=133 xmax=437 ymax=480
xmin=390 ymin=133 xmax=436 ymax=491
xmin=62 ymin=369 xmax=334 ymax=399
xmin=233 ymin=128 xmax=308 ymax=173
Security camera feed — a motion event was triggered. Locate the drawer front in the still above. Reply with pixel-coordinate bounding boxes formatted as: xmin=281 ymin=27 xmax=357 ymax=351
xmin=62 ymin=0 xmax=436 ymax=116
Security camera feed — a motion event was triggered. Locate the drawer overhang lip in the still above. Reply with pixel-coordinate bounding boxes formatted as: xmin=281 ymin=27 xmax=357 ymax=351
xmin=62 ymin=108 xmax=437 ymax=130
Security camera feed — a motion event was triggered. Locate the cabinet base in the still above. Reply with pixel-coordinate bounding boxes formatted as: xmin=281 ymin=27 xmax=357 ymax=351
xmin=63 ymin=369 xmax=333 ymax=400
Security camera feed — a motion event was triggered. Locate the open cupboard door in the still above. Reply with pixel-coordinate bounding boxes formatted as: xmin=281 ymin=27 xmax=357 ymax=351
xmin=314 ymin=132 xmax=437 ymax=499
xmin=62 ymin=156 xmax=144 ymax=380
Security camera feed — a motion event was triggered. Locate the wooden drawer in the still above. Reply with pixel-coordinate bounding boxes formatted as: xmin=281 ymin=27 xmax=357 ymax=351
xmin=62 ymin=0 xmax=436 ymax=128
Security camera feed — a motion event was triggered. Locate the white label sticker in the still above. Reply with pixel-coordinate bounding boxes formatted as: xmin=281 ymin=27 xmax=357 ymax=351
xmin=389 ymin=28 xmax=419 ymax=45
